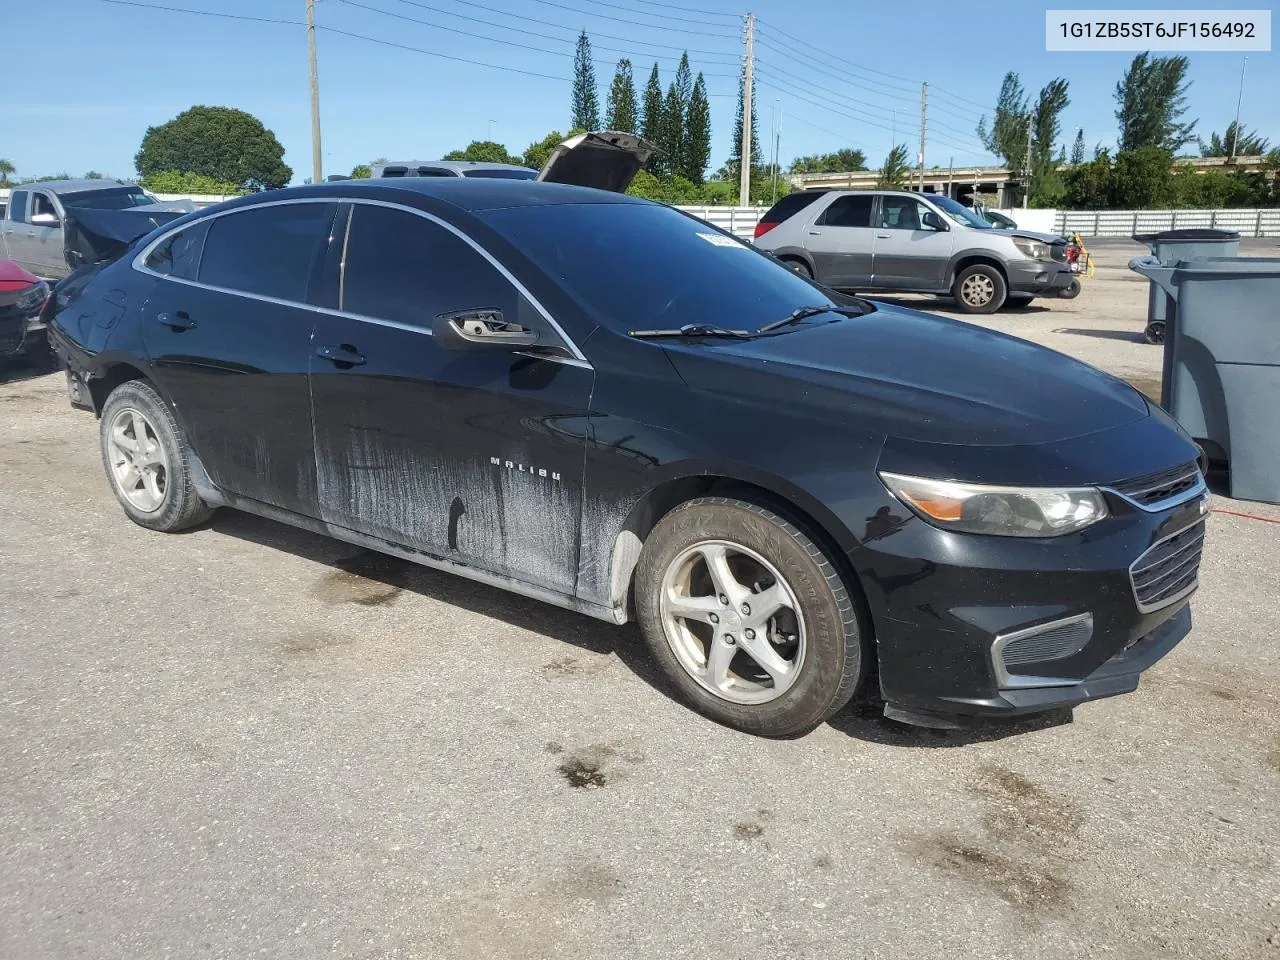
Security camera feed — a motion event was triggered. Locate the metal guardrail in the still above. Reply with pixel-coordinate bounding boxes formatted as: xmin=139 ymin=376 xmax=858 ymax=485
xmin=1054 ymin=209 xmax=1280 ymax=238
xmin=673 ymin=206 xmax=765 ymax=239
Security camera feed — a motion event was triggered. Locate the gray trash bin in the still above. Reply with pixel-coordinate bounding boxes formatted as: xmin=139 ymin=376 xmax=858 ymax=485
xmin=1133 ymin=228 xmax=1240 ymax=343
xmin=1130 ymin=255 xmax=1280 ymax=504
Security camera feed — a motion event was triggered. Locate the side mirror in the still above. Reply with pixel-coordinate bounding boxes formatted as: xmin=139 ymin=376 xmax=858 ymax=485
xmin=30 ymin=212 xmax=60 ymax=227
xmin=432 ymin=309 xmax=539 ymax=350
xmin=922 ymin=211 xmax=948 ymax=232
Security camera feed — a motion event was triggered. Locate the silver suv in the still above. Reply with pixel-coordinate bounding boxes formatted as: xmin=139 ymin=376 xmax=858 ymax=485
xmin=753 ymin=189 xmax=1073 ymax=313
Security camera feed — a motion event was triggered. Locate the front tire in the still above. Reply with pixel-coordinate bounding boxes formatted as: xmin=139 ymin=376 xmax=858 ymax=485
xmin=783 ymin=258 xmax=813 ymax=279
xmin=952 ymin=263 xmax=1007 ymax=314
xmin=1002 ymin=294 xmax=1034 ymax=310
xmin=99 ymin=379 xmax=214 ymax=532
xmin=635 ymin=497 xmax=863 ymax=738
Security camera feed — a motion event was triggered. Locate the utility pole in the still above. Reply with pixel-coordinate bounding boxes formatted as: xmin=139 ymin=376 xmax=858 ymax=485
xmin=917 ymin=82 xmax=927 ymax=194
xmin=739 ymin=12 xmax=754 ymax=207
xmin=946 ymin=156 xmax=953 ymax=198
xmin=307 ymin=0 xmax=323 ymax=184
xmin=770 ymin=100 xmax=782 ymax=204
xmin=1229 ymin=55 xmax=1248 ymax=162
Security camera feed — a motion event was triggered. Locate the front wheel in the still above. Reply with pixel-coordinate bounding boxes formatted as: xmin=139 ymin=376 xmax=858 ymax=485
xmin=951 ymin=264 xmax=1007 ymax=314
xmin=634 ymin=497 xmax=864 ymax=738
xmin=1002 ymin=294 xmax=1034 ymax=310
xmin=783 ymin=258 xmax=812 ymax=279
xmin=1057 ymin=278 xmax=1082 ymax=300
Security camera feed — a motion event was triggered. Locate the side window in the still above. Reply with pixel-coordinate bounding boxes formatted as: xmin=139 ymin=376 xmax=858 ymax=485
xmin=879 ymin=197 xmax=926 ymax=231
xmin=199 ymin=203 xmax=334 ymax=302
xmin=8 ymin=191 xmax=29 ymax=223
xmin=817 ymin=195 xmax=873 ymax=228
xmin=145 ymin=220 xmax=210 ymax=281
xmin=30 ymin=194 xmax=58 ymax=222
xmin=340 ymin=204 xmax=519 ymax=330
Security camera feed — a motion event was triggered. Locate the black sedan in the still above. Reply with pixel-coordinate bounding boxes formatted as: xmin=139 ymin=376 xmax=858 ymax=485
xmin=48 ymin=178 xmax=1208 ymax=737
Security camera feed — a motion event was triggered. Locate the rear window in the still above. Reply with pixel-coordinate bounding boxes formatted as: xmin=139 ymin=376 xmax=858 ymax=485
xmin=60 ymin=188 xmax=157 ymax=210
xmin=759 ymin=191 xmax=827 ymax=225
xmin=817 ymin=195 xmax=873 ymax=228
xmin=462 ymin=168 xmax=537 ymax=180
xmin=482 ymin=201 xmax=839 ymax=334
xmin=198 ymin=203 xmax=333 ymax=302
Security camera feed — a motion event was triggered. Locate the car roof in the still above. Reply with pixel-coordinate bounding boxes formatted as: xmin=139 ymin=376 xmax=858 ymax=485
xmin=12 ymin=179 xmax=143 ymax=195
xmin=220 ymin=177 xmax=648 ymax=213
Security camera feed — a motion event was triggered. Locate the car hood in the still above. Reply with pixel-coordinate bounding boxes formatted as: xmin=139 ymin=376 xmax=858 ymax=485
xmin=536 ymin=130 xmax=658 ymax=193
xmin=661 ymin=304 xmax=1149 ymax=447
xmin=62 ymin=207 xmax=190 ymax=271
xmin=1007 ymin=228 xmax=1068 ymax=245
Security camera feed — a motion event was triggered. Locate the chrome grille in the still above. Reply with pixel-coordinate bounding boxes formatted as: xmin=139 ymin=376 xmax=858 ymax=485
xmin=1109 ymin=461 xmax=1202 ymax=508
xmin=1130 ymin=522 xmax=1205 ymax=612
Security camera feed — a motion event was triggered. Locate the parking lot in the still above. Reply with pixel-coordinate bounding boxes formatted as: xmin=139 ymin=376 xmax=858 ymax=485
xmin=2 ymin=239 xmax=1278 ymax=959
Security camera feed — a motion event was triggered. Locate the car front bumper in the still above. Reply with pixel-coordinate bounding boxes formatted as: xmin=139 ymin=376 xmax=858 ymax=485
xmin=1006 ymin=259 xmax=1074 ymax=295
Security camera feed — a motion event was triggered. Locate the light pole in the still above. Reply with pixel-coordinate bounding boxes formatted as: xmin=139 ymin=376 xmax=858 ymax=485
xmin=770 ymin=99 xmax=780 ymax=204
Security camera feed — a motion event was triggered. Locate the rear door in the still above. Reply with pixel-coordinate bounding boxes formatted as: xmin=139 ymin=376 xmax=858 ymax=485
xmin=2 ymin=191 xmax=35 ymax=271
xmin=871 ymin=196 xmax=954 ymax=290
xmin=808 ymin=194 xmax=875 ymax=288
xmin=139 ymin=201 xmax=338 ymax=515
xmin=308 ymin=201 xmax=594 ymax=594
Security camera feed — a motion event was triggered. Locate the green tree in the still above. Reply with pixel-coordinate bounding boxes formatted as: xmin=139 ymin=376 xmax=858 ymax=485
xmin=727 ymin=61 xmax=760 ymax=183
xmin=1115 ymin=53 xmax=1196 ymax=153
xmin=640 ymin=63 xmax=664 ymax=174
xmin=1199 ymin=122 xmax=1271 ymax=157
xmin=876 ymin=144 xmax=911 ymax=187
xmin=977 ymin=72 xmax=1031 ymax=171
xmin=668 ymin=52 xmax=693 ymax=176
xmin=349 ymin=164 xmax=372 ymax=179
xmin=135 ymin=106 xmax=291 ymax=189
xmin=605 ymin=59 xmax=638 ymax=133
xmin=682 ymin=73 xmax=712 ymax=183
xmin=521 ymin=128 xmax=585 ymax=170
xmin=571 ymin=31 xmax=600 ymax=132
xmin=1029 ymin=78 xmax=1070 ymax=205
xmin=1110 ymin=147 xmax=1176 ymax=207
xmin=789 ymin=149 xmax=866 ymax=174
xmin=1063 ymin=151 xmax=1112 ymax=208
xmin=442 ymin=140 xmax=523 ymax=164
xmin=0 ymin=159 xmax=14 ymax=185
xmin=84 ymin=171 xmax=106 ymax=179
xmin=658 ymin=82 xmax=684 ymax=179
xmin=1070 ymin=128 xmax=1086 ymax=165
xmin=139 ymin=170 xmax=245 ymax=195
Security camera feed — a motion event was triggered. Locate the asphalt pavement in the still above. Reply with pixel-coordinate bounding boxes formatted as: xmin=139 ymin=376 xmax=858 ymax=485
xmin=1 ymin=249 xmax=1278 ymax=959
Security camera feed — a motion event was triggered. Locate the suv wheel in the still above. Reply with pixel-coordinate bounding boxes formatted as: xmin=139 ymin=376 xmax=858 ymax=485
xmin=634 ymin=497 xmax=864 ymax=738
xmin=99 ymin=379 xmax=215 ymax=532
xmin=952 ymin=264 xmax=1007 ymax=313
xmin=783 ymin=258 xmax=812 ymax=279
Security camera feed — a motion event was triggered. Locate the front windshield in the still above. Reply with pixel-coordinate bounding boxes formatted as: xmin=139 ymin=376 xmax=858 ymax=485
xmin=61 ymin=188 xmax=157 ymax=210
xmin=482 ymin=202 xmax=840 ymax=334
xmin=929 ymin=195 xmax=991 ymax=230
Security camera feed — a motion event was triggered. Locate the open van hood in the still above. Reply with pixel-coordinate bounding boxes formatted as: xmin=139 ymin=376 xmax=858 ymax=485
xmin=536 ymin=130 xmax=658 ymax=193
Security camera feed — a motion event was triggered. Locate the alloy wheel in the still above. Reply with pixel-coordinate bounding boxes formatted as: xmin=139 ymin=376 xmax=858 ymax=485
xmin=107 ymin=408 xmax=169 ymax=513
xmin=658 ymin=539 xmax=807 ymax=705
xmin=960 ymin=273 xmax=995 ymax=307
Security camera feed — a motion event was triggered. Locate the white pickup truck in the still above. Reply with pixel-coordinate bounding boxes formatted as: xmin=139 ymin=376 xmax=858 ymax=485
xmin=0 ymin=179 xmax=195 ymax=280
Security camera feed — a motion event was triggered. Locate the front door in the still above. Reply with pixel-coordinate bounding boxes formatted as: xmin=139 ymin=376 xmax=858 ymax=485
xmin=308 ymin=201 xmax=594 ymax=595
xmin=27 ymin=192 xmax=68 ymax=278
xmin=139 ymin=201 xmax=337 ymax=515
xmin=870 ymin=196 xmax=954 ymax=290
xmin=807 ymin=193 xmax=875 ymax=289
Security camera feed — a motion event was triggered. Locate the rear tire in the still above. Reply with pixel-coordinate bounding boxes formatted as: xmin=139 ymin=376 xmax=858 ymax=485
xmin=635 ymin=497 xmax=864 ymax=738
xmin=951 ymin=263 xmax=1007 ymax=314
xmin=99 ymin=379 xmax=215 ymax=532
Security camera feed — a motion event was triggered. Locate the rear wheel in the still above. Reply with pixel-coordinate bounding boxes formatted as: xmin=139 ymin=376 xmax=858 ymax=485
xmin=99 ymin=379 xmax=214 ymax=532
xmin=951 ymin=263 xmax=1007 ymax=313
xmin=635 ymin=497 xmax=863 ymax=738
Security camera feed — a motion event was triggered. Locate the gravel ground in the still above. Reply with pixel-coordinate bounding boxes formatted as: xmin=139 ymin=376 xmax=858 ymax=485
xmin=2 ymin=246 xmax=1278 ymax=959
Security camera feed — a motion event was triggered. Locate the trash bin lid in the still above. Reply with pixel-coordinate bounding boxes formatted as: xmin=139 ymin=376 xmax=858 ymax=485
xmin=1172 ymin=256 xmax=1280 ymax=276
xmin=1133 ymin=228 xmax=1241 ymax=243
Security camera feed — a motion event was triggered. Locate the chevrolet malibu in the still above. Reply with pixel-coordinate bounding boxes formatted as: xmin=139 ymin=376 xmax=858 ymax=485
xmin=49 ymin=178 xmax=1208 ymax=738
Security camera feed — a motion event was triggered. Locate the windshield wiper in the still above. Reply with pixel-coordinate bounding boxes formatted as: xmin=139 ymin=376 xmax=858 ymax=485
xmin=628 ymin=323 xmax=755 ymax=339
xmin=755 ymin=303 xmax=866 ymax=335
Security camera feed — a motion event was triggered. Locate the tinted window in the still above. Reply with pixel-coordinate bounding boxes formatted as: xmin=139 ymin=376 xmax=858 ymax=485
xmin=145 ymin=221 xmax=209 ymax=281
xmin=462 ymin=168 xmax=537 ymax=180
xmin=31 ymin=194 xmax=58 ymax=220
xmin=199 ymin=203 xmax=333 ymax=302
xmin=759 ymin=190 xmax=826 ymax=225
xmin=60 ymin=188 xmax=157 ymax=210
xmin=340 ymin=204 xmax=516 ymax=328
xmin=8 ymin=191 xmax=29 ymax=223
xmin=879 ymin=197 xmax=927 ymax=230
xmin=483 ymin=202 xmax=843 ymax=334
xmin=818 ymin=195 xmax=873 ymax=228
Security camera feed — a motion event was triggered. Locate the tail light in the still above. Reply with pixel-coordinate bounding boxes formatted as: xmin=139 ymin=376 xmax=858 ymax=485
xmin=754 ymin=221 xmax=778 ymax=239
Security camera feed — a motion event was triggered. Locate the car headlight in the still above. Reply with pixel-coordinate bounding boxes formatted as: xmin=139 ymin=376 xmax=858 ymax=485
xmin=879 ymin=471 xmax=1109 ymax=538
xmin=16 ymin=280 xmax=49 ymax=313
xmin=1011 ymin=237 xmax=1052 ymax=261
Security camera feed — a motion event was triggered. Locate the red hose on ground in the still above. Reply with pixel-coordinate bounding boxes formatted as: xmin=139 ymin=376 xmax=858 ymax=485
xmin=1212 ymin=507 xmax=1280 ymax=525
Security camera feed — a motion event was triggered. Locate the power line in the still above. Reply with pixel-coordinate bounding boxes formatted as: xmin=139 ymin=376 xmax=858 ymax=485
xmin=96 ymin=0 xmax=300 ymax=26
xmin=527 ymin=0 xmax=731 ymax=38
xmin=533 ymin=0 xmax=735 ymax=29
xmin=628 ymin=0 xmax=740 ymax=19
xmin=337 ymin=0 xmax=738 ymax=76
xmin=386 ymin=0 xmax=740 ymax=60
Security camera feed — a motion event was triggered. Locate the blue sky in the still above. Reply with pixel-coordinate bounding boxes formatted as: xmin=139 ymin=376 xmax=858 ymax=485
xmin=2 ymin=0 xmax=1275 ymax=184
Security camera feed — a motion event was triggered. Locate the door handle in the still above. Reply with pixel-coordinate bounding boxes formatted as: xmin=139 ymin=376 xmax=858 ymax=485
xmin=876 ymin=233 xmax=891 ymax=239
xmin=807 ymin=230 xmax=822 ymax=235
xmin=156 ymin=310 xmax=196 ymax=330
xmin=316 ymin=343 xmax=367 ymax=367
